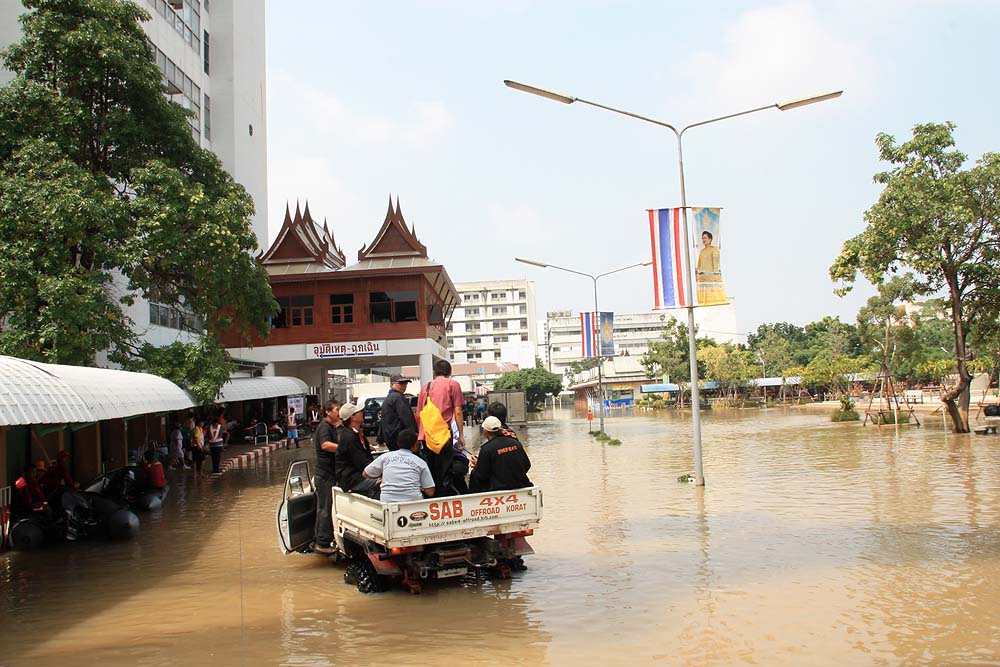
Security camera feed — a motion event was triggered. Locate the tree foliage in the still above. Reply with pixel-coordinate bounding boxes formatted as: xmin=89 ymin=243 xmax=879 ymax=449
xmin=493 ymin=367 xmax=563 ymax=411
xmin=697 ymin=344 xmax=754 ymax=398
xmin=830 ymin=122 xmax=1000 ymax=432
xmin=0 ymin=0 xmax=276 ymax=400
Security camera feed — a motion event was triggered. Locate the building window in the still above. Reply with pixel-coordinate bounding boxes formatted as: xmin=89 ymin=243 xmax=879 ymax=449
xmin=467 ymin=323 xmax=480 ymax=333
xmin=520 ymin=319 xmax=528 ymax=328
xmin=521 ymin=335 xmax=529 ymax=341
xmin=518 ymin=291 xmax=527 ymax=299
xmin=149 ymin=302 xmax=200 ymax=332
xmin=491 ymin=306 xmax=507 ymax=315
xmin=492 ymin=320 xmax=505 ymax=329
xmin=330 ymin=294 xmax=353 ymax=324
xmin=203 ymin=94 xmax=211 ymax=141
xmin=274 ymin=295 xmax=314 ymax=328
xmin=468 ymin=352 xmax=482 ymax=361
xmin=465 ymin=307 xmax=479 ymax=316
xmin=370 ymin=290 xmax=418 ymax=323
xmin=519 ymin=305 xmax=527 ymax=314
xmin=495 ymin=336 xmax=508 ymax=343
xmin=464 ymin=293 xmax=479 ymax=302
xmin=490 ymin=292 xmax=506 ymax=300
xmin=203 ymin=30 xmax=210 ymax=74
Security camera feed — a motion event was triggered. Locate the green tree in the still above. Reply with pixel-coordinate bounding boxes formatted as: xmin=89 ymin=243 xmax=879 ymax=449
xmin=831 ymin=123 xmax=1000 ymax=432
xmin=0 ymin=0 xmax=276 ymax=401
xmin=697 ymin=344 xmax=754 ymax=400
xmin=750 ymin=330 xmax=793 ymax=378
xmin=493 ymin=367 xmax=563 ymax=411
xmin=855 ymin=274 xmax=919 ymax=374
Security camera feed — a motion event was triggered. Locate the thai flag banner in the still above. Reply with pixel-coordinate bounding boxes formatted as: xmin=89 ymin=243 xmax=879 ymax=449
xmin=647 ymin=208 xmax=688 ymax=309
xmin=580 ymin=312 xmax=597 ymax=358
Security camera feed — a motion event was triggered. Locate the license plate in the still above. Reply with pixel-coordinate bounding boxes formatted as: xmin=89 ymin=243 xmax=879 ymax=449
xmin=436 ymin=567 xmax=468 ymax=579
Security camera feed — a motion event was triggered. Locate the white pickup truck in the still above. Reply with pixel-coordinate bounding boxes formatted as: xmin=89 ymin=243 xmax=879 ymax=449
xmin=276 ymin=460 xmax=543 ymax=593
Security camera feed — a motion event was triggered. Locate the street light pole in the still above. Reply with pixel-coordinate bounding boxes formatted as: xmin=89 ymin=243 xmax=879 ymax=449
xmin=505 ymin=80 xmax=842 ymax=486
xmin=516 ymin=257 xmax=651 ymax=434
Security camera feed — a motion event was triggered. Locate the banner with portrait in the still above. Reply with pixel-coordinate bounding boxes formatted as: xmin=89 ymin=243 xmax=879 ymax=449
xmin=691 ymin=207 xmax=727 ymax=306
xmin=599 ymin=312 xmax=614 ymax=356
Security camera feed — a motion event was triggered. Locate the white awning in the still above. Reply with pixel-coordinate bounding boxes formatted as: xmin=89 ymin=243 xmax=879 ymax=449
xmin=0 ymin=355 xmax=196 ymax=426
xmin=215 ymin=376 xmax=310 ymax=403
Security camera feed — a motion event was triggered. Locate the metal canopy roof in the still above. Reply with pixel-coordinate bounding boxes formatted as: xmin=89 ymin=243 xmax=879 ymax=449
xmin=0 ymin=355 xmax=196 ymax=426
xmin=215 ymin=376 xmax=309 ymax=403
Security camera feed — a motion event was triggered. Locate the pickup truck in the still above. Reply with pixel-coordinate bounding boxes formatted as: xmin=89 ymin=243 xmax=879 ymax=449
xmin=276 ymin=460 xmax=542 ymax=593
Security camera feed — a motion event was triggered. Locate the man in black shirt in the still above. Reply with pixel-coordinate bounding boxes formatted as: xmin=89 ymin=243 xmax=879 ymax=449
xmin=469 ymin=416 xmax=532 ymax=493
xmin=379 ymin=374 xmax=417 ymax=451
xmin=313 ymin=400 xmax=340 ymax=554
xmin=335 ymin=403 xmax=375 ymax=493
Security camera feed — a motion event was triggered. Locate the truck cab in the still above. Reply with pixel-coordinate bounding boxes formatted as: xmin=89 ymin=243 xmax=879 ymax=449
xmin=276 ymin=460 xmax=542 ymax=593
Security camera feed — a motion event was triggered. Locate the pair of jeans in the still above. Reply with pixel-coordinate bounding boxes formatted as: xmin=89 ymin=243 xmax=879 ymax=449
xmin=314 ymin=475 xmax=334 ymax=548
xmin=209 ymin=445 xmax=224 ymax=473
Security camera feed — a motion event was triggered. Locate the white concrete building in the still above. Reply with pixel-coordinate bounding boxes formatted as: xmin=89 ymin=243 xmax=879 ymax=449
xmin=447 ymin=280 xmax=538 ymax=366
xmin=544 ymin=302 xmax=742 ymax=377
xmin=0 ymin=0 xmax=268 ymax=359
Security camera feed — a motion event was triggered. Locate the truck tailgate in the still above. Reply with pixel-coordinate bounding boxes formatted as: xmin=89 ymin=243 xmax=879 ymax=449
xmin=333 ymin=487 xmax=542 ymax=549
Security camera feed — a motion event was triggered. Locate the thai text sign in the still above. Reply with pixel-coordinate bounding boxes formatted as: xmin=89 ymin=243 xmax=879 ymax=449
xmin=308 ymin=340 xmax=387 ymax=359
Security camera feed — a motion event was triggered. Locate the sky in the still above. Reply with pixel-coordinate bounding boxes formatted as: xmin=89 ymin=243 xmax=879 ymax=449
xmin=263 ymin=0 xmax=1000 ymax=338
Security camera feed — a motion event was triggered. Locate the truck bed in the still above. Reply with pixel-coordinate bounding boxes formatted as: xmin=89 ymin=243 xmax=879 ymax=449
xmin=332 ymin=487 xmax=542 ymax=549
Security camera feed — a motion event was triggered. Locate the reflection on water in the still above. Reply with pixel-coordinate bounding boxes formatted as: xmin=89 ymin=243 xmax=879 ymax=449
xmin=4 ymin=408 xmax=1000 ymax=666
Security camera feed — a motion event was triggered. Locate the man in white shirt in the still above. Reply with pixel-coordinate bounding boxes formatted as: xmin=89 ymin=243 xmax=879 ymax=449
xmin=362 ymin=429 xmax=435 ymax=503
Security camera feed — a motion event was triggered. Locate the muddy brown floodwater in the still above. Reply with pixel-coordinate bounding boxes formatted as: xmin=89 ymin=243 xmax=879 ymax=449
xmin=3 ymin=408 xmax=1000 ymax=666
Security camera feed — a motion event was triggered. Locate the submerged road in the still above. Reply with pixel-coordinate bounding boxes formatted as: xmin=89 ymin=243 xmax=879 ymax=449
xmin=3 ymin=407 xmax=1000 ymax=666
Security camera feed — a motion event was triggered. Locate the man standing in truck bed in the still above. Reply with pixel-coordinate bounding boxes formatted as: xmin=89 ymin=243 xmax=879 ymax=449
xmin=380 ymin=374 xmax=417 ymax=451
xmin=416 ymin=359 xmax=465 ymax=495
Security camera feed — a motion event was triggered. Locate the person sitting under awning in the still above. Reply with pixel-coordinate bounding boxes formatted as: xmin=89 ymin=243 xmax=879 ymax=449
xmin=41 ymin=450 xmax=79 ymax=493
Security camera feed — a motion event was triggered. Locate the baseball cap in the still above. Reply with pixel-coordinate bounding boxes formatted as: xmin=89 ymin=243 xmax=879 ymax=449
xmin=339 ymin=403 xmax=363 ymax=421
xmin=390 ymin=374 xmax=412 ymax=384
xmin=482 ymin=416 xmax=502 ymax=432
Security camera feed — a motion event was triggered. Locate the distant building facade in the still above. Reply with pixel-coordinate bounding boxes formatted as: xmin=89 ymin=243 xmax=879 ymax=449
xmin=544 ymin=302 xmax=741 ymax=378
xmin=447 ymin=280 xmax=538 ymax=367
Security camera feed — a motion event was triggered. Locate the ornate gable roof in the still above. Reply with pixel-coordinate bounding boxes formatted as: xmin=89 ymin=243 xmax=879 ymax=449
xmin=357 ymin=195 xmax=427 ymax=261
xmin=259 ymin=201 xmax=346 ymax=273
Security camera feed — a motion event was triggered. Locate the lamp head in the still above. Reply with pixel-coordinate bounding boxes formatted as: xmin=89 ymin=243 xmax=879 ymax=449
xmin=504 ymin=80 xmax=576 ymax=105
xmin=777 ymin=90 xmax=843 ymax=111
xmin=516 ymin=257 xmax=549 ymax=268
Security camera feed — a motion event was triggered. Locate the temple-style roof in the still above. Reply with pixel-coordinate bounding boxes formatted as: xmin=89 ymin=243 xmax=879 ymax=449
xmin=357 ymin=196 xmax=427 ymax=262
xmin=259 ymin=201 xmax=346 ymax=275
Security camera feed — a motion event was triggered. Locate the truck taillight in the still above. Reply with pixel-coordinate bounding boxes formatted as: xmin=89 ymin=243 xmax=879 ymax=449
xmin=504 ymin=529 xmax=533 ymax=538
xmin=390 ymin=545 xmax=420 ymax=555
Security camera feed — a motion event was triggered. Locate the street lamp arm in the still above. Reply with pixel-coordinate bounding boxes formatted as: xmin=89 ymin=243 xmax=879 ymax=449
xmin=595 ymin=261 xmax=653 ymax=281
xmin=574 ymin=97 xmax=678 ymax=133
xmin=679 ymin=103 xmax=779 ymax=137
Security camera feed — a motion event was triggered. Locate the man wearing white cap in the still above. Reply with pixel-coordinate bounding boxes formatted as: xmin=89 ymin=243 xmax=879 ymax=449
xmin=469 ymin=416 xmax=532 ymax=493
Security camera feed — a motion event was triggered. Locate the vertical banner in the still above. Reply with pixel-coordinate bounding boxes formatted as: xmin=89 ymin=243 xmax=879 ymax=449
xmin=647 ymin=208 xmax=687 ymax=309
xmin=692 ymin=207 xmax=727 ymax=305
xmin=580 ymin=312 xmax=596 ymax=358
xmin=599 ymin=312 xmax=615 ymax=356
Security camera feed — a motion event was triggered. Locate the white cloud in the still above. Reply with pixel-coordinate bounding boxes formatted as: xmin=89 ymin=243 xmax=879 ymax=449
xmin=674 ymin=2 xmax=874 ymax=112
xmin=267 ymin=68 xmax=452 ymax=149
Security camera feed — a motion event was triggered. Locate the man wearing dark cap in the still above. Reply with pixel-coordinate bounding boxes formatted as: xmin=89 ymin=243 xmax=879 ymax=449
xmin=469 ymin=416 xmax=532 ymax=493
xmin=379 ymin=373 xmax=418 ymax=451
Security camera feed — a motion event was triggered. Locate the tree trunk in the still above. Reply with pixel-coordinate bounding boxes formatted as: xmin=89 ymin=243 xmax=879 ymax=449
xmin=941 ymin=274 xmax=971 ymax=433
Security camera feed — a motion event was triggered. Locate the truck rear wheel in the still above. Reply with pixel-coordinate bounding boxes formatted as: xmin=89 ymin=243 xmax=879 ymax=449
xmin=344 ymin=560 xmax=385 ymax=594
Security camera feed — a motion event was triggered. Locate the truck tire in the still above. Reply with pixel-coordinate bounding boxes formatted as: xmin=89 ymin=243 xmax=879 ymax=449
xmin=344 ymin=560 xmax=385 ymax=594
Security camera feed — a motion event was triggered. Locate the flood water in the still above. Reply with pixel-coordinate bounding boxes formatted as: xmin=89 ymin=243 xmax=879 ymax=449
xmin=3 ymin=407 xmax=1000 ymax=666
